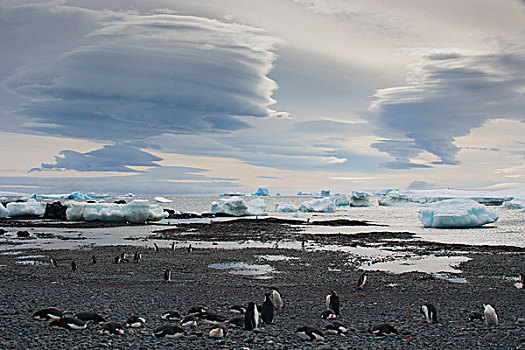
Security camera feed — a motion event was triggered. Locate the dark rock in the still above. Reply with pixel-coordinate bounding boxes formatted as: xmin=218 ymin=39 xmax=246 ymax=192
xmin=17 ymin=231 xmax=30 ymax=238
xmin=44 ymin=202 xmax=67 ymax=221
xmin=114 ymin=200 xmax=127 ymax=204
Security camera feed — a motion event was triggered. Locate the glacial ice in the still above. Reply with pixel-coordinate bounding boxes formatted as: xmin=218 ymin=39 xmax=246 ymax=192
xmin=7 ymin=199 xmax=46 ymax=217
xmin=66 ymin=200 xmax=168 ymax=223
xmin=0 ymin=203 xmax=8 ymax=218
xmin=253 ymin=188 xmax=270 ymax=196
xmin=299 ymin=197 xmax=335 ymax=213
xmin=211 ymin=197 xmax=267 ymax=216
xmin=418 ymin=199 xmax=498 ymax=228
xmin=350 ymin=191 xmax=372 ymax=207
xmin=333 ymin=194 xmax=350 ymax=207
xmin=275 ymin=203 xmax=299 ymax=212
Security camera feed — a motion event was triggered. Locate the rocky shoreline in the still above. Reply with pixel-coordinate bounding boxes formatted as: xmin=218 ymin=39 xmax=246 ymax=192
xmin=0 ymin=219 xmax=524 ymax=349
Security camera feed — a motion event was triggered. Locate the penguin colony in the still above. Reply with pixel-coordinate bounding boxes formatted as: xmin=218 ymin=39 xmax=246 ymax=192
xmin=31 ymin=247 xmax=512 ymax=344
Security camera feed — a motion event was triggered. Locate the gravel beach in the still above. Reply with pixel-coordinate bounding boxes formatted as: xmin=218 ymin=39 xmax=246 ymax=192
xmin=1 ymin=219 xmax=524 ymax=349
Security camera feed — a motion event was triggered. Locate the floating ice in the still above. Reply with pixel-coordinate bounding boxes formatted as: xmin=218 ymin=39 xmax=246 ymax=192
xmin=219 ymin=191 xmax=245 ymax=197
xmin=7 ymin=199 xmax=46 ymax=217
xmin=31 ymin=192 xmax=110 ymax=200
xmin=379 ymin=189 xmax=510 ymax=207
xmin=211 ymin=197 xmax=267 ymax=216
xmin=333 ymin=194 xmax=349 ymax=207
xmin=66 ymin=200 xmax=168 ymax=223
xmin=299 ymin=197 xmax=335 ymax=213
xmin=275 ymin=203 xmax=299 ymax=212
xmin=253 ymin=187 xmax=270 ymax=196
xmin=320 ymin=190 xmax=331 ymax=197
xmin=418 ymin=199 xmax=498 ymax=228
xmin=154 ymin=196 xmax=172 ymax=203
xmin=350 ymin=191 xmax=373 ymax=207
xmin=502 ymin=198 xmax=525 ymax=210
xmin=0 ymin=203 xmax=8 ymax=218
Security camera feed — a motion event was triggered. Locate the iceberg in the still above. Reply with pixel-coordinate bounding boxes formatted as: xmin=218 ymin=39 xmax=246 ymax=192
xmin=379 ymin=189 xmax=510 ymax=207
xmin=350 ymin=191 xmax=373 ymax=207
xmin=320 ymin=190 xmax=331 ymax=197
xmin=0 ymin=203 xmax=8 ymax=218
xmin=418 ymin=199 xmax=498 ymax=228
xmin=502 ymin=198 xmax=525 ymax=210
xmin=253 ymin=187 xmax=270 ymax=196
xmin=275 ymin=203 xmax=299 ymax=212
xmin=66 ymin=200 xmax=168 ymax=223
xmin=333 ymin=194 xmax=350 ymax=207
xmin=299 ymin=197 xmax=335 ymax=213
xmin=6 ymin=199 xmax=46 ymax=217
xmin=211 ymin=197 xmax=267 ymax=216
xmin=31 ymin=192 xmax=110 ymax=200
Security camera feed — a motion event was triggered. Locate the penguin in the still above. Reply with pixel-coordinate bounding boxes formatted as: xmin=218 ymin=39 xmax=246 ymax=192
xmin=114 ymin=256 xmax=121 ymax=264
xmin=100 ymin=321 xmax=125 ymax=335
xmin=187 ymin=244 xmax=193 ymax=253
xmin=229 ymin=305 xmax=246 ymax=314
xmin=357 ymin=272 xmax=368 ymax=289
xmin=321 ymin=309 xmax=337 ymax=320
xmin=161 ymin=311 xmax=181 ymax=321
xmin=209 ymin=325 xmax=227 ymax=338
xmin=50 ymin=258 xmax=58 ymax=268
xmin=33 ymin=308 xmax=63 ymax=321
xmin=228 ymin=316 xmax=245 ymax=328
xmin=325 ymin=321 xmax=348 ymax=335
xmin=261 ymin=292 xmax=274 ymax=324
xmin=244 ymin=302 xmax=259 ymax=331
xmin=126 ymin=315 xmax=146 ymax=328
xmin=153 ymin=243 xmax=159 ymax=252
xmin=153 ymin=324 xmax=185 ymax=338
xmin=49 ymin=317 xmax=87 ymax=330
xmin=74 ymin=312 xmax=106 ymax=324
xmin=519 ymin=273 xmax=524 ymax=289
xmin=468 ymin=312 xmax=484 ymax=321
xmin=171 ymin=242 xmax=175 ymax=251
xmin=180 ymin=315 xmax=198 ymax=327
xmin=187 ymin=306 xmax=207 ymax=316
xmin=164 ymin=268 xmax=172 ymax=282
xmin=199 ymin=312 xmax=227 ymax=325
xmin=295 ymin=326 xmax=325 ymax=341
xmin=420 ymin=303 xmax=438 ymax=323
xmin=133 ymin=251 xmax=141 ymax=263
xmin=120 ymin=252 xmax=130 ymax=263
xmin=326 ymin=291 xmax=340 ymax=315
xmin=271 ymin=287 xmax=284 ymax=309
xmin=484 ymin=304 xmax=498 ymax=326
xmin=71 ymin=260 xmax=77 ymax=272
xmin=90 ymin=255 xmax=97 ymax=264
xmin=370 ymin=323 xmax=398 ymax=336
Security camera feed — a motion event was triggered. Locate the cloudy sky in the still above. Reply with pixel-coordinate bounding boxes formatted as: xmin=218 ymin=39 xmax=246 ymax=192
xmin=1 ymin=0 xmax=525 ymax=195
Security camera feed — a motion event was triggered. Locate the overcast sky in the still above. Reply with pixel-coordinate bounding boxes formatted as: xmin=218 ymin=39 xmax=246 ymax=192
xmin=1 ymin=0 xmax=524 ymax=195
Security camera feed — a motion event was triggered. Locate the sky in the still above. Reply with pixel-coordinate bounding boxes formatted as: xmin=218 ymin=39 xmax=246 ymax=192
xmin=1 ymin=0 xmax=525 ymax=195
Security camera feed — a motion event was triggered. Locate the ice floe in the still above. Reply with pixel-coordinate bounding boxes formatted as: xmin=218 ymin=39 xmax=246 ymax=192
xmin=298 ymin=197 xmax=335 ymax=213
xmin=31 ymin=192 xmax=110 ymax=200
xmin=418 ymin=199 xmax=498 ymax=228
xmin=66 ymin=200 xmax=168 ymax=223
xmin=502 ymin=198 xmax=525 ymax=210
xmin=211 ymin=197 xmax=267 ymax=216
xmin=275 ymin=203 xmax=299 ymax=212
xmin=154 ymin=196 xmax=172 ymax=203
xmin=350 ymin=191 xmax=373 ymax=207
xmin=6 ymin=199 xmax=46 ymax=217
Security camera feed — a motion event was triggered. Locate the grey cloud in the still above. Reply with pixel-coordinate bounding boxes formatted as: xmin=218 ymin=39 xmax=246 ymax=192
xmin=366 ymin=47 xmax=525 ymax=167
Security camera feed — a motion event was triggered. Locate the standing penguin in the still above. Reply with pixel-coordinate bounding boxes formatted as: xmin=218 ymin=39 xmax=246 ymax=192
xmin=164 ymin=268 xmax=172 ymax=282
xmin=50 ymin=258 xmax=58 ymax=268
xmin=326 ymin=291 xmax=340 ymax=315
xmin=133 ymin=251 xmax=142 ymax=263
xmin=153 ymin=243 xmax=159 ymax=252
xmin=71 ymin=260 xmax=77 ymax=272
xmin=420 ymin=303 xmax=438 ymax=323
xmin=484 ymin=304 xmax=498 ymax=326
xmin=244 ymin=302 xmax=259 ymax=331
xmin=261 ymin=292 xmax=274 ymax=324
xmin=90 ymin=255 xmax=97 ymax=264
xmin=356 ymin=272 xmax=368 ymax=289
xmin=171 ymin=242 xmax=176 ymax=251
xmin=271 ymin=287 xmax=284 ymax=309
xmin=187 ymin=244 xmax=193 ymax=253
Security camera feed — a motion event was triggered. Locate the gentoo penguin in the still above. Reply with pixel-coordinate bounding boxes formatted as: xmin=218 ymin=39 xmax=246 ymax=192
xmin=229 ymin=305 xmax=246 ymax=314
xmin=519 ymin=273 xmax=524 ymax=289
xmin=180 ymin=315 xmax=198 ymax=327
xmin=152 ymin=324 xmax=185 ymax=338
xmin=271 ymin=287 xmax=284 ymax=309
xmin=171 ymin=242 xmax=176 ymax=251
xmin=164 ymin=268 xmax=173 ymax=282
xmin=244 ymin=302 xmax=260 ymax=331
xmin=484 ymin=304 xmax=498 ymax=326
xmin=126 ymin=315 xmax=146 ymax=328
xmin=119 ymin=252 xmax=130 ymax=263
xmin=74 ymin=312 xmax=105 ymax=324
xmin=468 ymin=312 xmax=484 ymax=321
xmin=261 ymin=292 xmax=274 ymax=324
xmin=420 ymin=303 xmax=438 ymax=323
xmin=326 ymin=291 xmax=340 ymax=315
xmin=187 ymin=306 xmax=207 ymax=316
xmin=325 ymin=321 xmax=348 ymax=335
xmin=295 ymin=326 xmax=325 ymax=341
xmin=228 ymin=316 xmax=245 ymax=328
xmin=209 ymin=325 xmax=227 ymax=338
xmin=133 ymin=251 xmax=141 ymax=263
xmin=187 ymin=244 xmax=193 ymax=253
xmin=100 ymin=321 xmax=125 ymax=335
xmin=321 ymin=309 xmax=337 ymax=320
xmin=33 ymin=308 xmax=63 ymax=321
xmin=90 ymin=255 xmax=97 ymax=264
xmin=71 ymin=260 xmax=77 ymax=272
xmin=357 ymin=272 xmax=368 ymax=289
xmin=153 ymin=243 xmax=159 ymax=252
xmin=50 ymin=258 xmax=58 ymax=268
xmin=161 ymin=311 xmax=181 ymax=321
xmin=199 ymin=312 xmax=227 ymax=325
xmin=114 ymin=256 xmax=121 ymax=264
xmin=370 ymin=323 xmax=398 ymax=336
xmin=50 ymin=317 xmax=87 ymax=330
